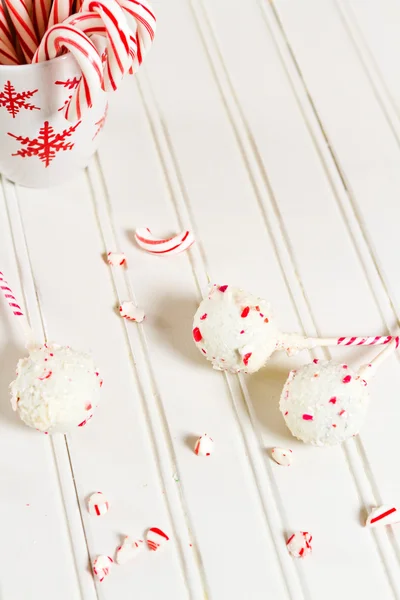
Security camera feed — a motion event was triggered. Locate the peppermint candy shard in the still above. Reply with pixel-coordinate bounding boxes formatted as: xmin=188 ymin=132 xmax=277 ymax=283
xmin=271 ymin=447 xmax=293 ymax=467
xmin=87 ymin=492 xmax=110 ymax=517
xmin=135 ymin=228 xmax=195 ymax=256
xmin=286 ymin=531 xmax=312 ymax=558
xmin=107 ymin=252 xmax=126 ymax=266
xmin=366 ymin=505 xmax=399 ymax=528
xmin=146 ymin=527 xmax=170 ymax=551
xmin=119 ymin=301 xmax=145 ymax=322
xmin=116 ymin=537 xmax=144 ymax=565
xmin=92 ymin=555 xmax=113 ymax=582
xmin=194 ymin=434 xmax=214 ymax=456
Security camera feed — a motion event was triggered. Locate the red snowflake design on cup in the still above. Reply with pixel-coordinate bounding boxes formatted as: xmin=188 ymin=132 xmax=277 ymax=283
xmin=93 ymin=103 xmax=108 ymax=141
xmin=8 ymin=120 xmax=81 ymax=167
xmin=0 ymin=81 xmax=40 ymax=118
xmin=55 ymin=77 xmax=80 ymax=112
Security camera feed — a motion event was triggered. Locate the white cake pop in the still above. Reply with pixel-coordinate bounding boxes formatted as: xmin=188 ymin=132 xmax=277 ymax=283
xmin=280 ymin=360 xmax=369 ymax=446
xmin=10 ymin=343 xmax=101 ymax=434
xmin=280 ymin=337 xmax=399 ymax=446
xmin=192 ymin=285 xmax=280 ymax=374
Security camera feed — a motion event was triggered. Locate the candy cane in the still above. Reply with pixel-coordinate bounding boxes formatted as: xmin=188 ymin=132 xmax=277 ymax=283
xmin=116 ymin=0 xmax=155 ymax=70
xmin=0 ymin=2 xmax=16 ymax=53
xmin=0 ymin=271 xmax=34 ymax=346
xmin=0 ymin=39 xmax=20 ymax=65
xmin=47 ymin=0 xmax=73 ymax=29
xmin=366 ymin=505 xmax=399 ymax=528
xmin=4 ymin=0 xmax=38 ymax=63
xmin=33 ymin=25 xmax=104 ymax=122
xmin=135 ymin=228 xmax=195 ymax=255
xmin=64 ymin=11 xmax=138 ymax=67
xmin=32 ymin=0 xmax=55 ymax=39
xmin=80 ymin=0 xmax=132 ymax=92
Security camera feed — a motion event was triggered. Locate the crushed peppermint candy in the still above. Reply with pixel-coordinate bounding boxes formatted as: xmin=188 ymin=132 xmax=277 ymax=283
xmin=271 ymin=447 xmax=293 ymax=467
xmin=93 ymin=555 xmax=113 ymax=582
xmin=88 ymin=492 xmax=110 ymax=517
xmin=116 ymin=537 xmax=144 ymax=564
xmin=107 ymin=252 xmax=126 ymax=266
xmin=146 ymin=527 xmax=170 ymax=551
xmin=119 ymin=301 xmax=145 ymax=322
xmin=194 ymin=433 xmax=214 ymax=456
xmin=366 ymin=505 xmax=399 ymax=528
xmin=286 ymin=531 xmax=312 ymax=558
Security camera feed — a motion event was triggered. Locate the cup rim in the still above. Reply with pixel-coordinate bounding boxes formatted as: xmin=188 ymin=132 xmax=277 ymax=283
xmin=0 ymin=52 xmax=73 ymax=73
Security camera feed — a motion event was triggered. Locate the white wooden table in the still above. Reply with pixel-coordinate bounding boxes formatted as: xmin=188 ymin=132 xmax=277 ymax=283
xmin=1 ymin=0 xmax=400 ymax=598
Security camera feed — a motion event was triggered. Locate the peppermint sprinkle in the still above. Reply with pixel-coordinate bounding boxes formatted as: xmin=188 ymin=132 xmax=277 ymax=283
xmin=302 ymin=414 xmax=314 ymax=421
xmin=342 ymin=375 xmax=352 ymax=384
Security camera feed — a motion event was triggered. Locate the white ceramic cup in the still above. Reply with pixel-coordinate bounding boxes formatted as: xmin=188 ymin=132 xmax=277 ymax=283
xmin=0 ymin=50 xmax=108 ymax=188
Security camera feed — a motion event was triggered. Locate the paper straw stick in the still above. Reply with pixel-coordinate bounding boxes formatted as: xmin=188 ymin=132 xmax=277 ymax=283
xmin=279 ymin=333 xmax=397 ymax=356
xmin=4 ymin=0 xmax=38 ymax=63
xmin=358 ymin=336 xmax=399 ymax=381
xmin=0 ymin=271 xmax=34 ymax=347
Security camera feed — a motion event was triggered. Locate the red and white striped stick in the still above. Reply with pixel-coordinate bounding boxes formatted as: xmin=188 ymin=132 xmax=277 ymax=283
xmin=0 ymin=271 xmax=34 ymax=346
xmin=33 ymin=24 xmax=104 ymax=122
xmin=116 ymin=0 xmax=156 ymax=71
xmin=81 ymin=0 xmax=133 ymax=92
xmin=47 ymin=0 xmax=73 ymax=30
xmin=0 ymin=2 xmax=17 ymax=53
xmin=32 ymin=0 xmax=54 ymax=39
xmin=0 ymin=38 xmax=20 ymax=65
xmin=4 ymin=0 xmax=38 ymax=63
xmin=279 ymin=333 xmax=399 ymax=356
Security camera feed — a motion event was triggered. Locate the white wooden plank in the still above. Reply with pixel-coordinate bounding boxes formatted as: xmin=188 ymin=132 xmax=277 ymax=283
xmin=96 ymin=75 xmax=293 ymax=599
xmin=132 ymin=0 xmax=400 ymax=597
xmin=0 ymin=180 xmax=85 ymax=600
xmin=13 ymin=174 xmax=195 ymax=600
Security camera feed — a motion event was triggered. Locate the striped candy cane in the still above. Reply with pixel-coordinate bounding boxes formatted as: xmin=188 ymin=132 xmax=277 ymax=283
xmin=135 ymin=228 xmax=195 ymax=255
xmin=32 ymin=0 xmax=53 ymax=40
xmin=117 ymin=0 xmax=156 ymax=72
xmin=4 ymin=0 xmax=38 ymax=63
xmin=81 ymin=0 xmax=133 ymax=92
xmin=0 ymin=38 xmax=20 ymax=65
xmin=0 ymin=2 xmax=17 ymax=53
xmin=47 ymin=0 xmax=73 ymax=29
xmin=33 ymin=25 xmax=104 ymax=122
xmin=64 ymin=12 xmax=138 ymax=67
xmin=0 ymin=271 xmax=34 ymax=346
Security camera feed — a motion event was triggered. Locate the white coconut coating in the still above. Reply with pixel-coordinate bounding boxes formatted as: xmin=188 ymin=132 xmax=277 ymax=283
xmin=280 ymin=360 xmax=370 ymax=446
xmin=192 ymin=285 xmax=280 ymax=374
xmin=10 ymin=344 xmax=101 ymax=434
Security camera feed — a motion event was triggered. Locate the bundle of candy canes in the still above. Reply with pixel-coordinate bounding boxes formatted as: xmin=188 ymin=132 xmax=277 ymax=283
xmin=0 ymin=0 xmax=156 ymax=120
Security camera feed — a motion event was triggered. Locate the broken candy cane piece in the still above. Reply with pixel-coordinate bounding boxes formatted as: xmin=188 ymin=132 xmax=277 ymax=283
xmin=88 ymin=492 xmax=110 ymax=516
xmin=366 ymin=505 xmax=399 ymax=528
xmin=271 ymin=447 xmax=293 ymax=467
xmin=119 ymin=301 xmax=145 ymax=322
xmin=146 ymin=527 xmax=170 ymax=551
xmin=135 ymin=228 xmax=195 ymax=255
xmin=286 ymin=532 xmax=312 ymax=558
xmin=92 ymin=555 xmax=113 ymax=582
xmin=194 ymin=433 xmax=214 ymax=456
xmin=116 ymin=537 xmax=144 ymax=565
xmin=107 ymin=252 xmax=126 ymax=266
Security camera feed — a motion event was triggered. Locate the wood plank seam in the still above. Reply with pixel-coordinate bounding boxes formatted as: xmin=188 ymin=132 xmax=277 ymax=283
xmin=86 ymin=159 xmax=209 ymax=600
